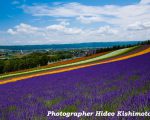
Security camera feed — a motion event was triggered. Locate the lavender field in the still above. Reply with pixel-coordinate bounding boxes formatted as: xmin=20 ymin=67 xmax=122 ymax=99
xmin=0 ymin=53 xmax=150 ymax=120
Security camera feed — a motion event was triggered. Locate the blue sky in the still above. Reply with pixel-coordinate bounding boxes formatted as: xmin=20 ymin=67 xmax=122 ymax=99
xmin=0 ymin=0 xmax=150 ymax=45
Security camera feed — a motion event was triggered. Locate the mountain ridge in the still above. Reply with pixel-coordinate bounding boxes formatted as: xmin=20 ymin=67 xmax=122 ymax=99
xmin=0 ymin=41 xmax=140 ymax=50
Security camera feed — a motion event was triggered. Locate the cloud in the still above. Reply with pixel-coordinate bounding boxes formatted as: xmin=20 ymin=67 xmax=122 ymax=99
xmin=7 ymin=29 xmax=16 ymax=35
xmin=46 ymin=23 xmax=83 ymax=35
xmin=5 ymin=22 xmax=122 ymax=44
xmin=46 ymin=24 xmax=65 ymax=31
xmin=140 ymin=0 xmax=150 ymax=4
xmin=8 ymin=22 xmax=118 ymax=37
xmin=7 ymin=23 xmax=39 ymax=35
xmin=76 ymin=15 xmax=104 ymax=24
xmin=21 ymin=3 xmax=87 ymax=17
xmin=127 ymin=21 xmax=150 ymax=30
xmin=2 ymin=1 xmax=150 ymax=45
xmin=7 ymin=22 xmax=84 ymax=39
xmin=21 ymin=1 xmax=150 ymax=26
xmin=97 ymin=26 xmax=118 ymax=35
xmin=59 ymin=20 xmax=70 ymax=26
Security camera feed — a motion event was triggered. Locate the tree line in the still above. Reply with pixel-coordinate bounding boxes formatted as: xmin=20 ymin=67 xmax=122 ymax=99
xmin=95 ymin=40 xmax=150 ymax=54
xmin=0 ymin=52 xmax=73 ymax=74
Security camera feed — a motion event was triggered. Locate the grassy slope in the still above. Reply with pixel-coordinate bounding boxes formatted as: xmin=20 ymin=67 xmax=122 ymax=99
xmin=0 ymin=51 xmax=109 ymax=76
xmin=0 ymin=46 xmax=137 ymax=79
xmin=0 ymin=46 xmax=150 ymax=85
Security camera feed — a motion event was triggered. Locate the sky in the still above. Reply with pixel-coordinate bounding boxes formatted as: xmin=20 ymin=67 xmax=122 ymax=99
xmin=0 ymin=0 xmax=150 ymax=45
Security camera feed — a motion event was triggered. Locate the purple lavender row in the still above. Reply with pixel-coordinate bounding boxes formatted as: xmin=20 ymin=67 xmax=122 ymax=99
xmin=0 ymin=52 xmax=150 ymax=120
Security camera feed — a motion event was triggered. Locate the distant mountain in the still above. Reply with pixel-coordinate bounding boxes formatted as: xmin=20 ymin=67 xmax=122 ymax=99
xmin=0 ymin=41 xmax=140 ymax=50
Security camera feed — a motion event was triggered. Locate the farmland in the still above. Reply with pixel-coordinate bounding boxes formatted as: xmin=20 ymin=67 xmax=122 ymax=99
xmin=0 ymin=45 xmax=149 ymax=84
xmin=0 ymin=45 xmax=150 ymax=120
xmin=1 ymin=0 xmax=150 ymax=119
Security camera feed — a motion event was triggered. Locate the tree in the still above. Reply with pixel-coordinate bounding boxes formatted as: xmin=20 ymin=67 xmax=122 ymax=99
xmin=3 ymin=60 xmax=13 ymax=72
xmin=39 ymin=55 xmax=49 ymax=66
xmin=0 ymin=60 xmax=4 ymax=74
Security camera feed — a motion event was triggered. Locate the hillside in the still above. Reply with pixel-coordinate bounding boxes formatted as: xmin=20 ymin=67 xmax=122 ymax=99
xmin=0 ymin=45 xmax=150 ymax=84
xmin=0 ymin=45 xmax=150 ymax=119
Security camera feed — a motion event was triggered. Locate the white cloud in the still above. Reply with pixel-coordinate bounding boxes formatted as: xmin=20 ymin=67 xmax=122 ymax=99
xmin=8 ymin=22 xmax=118 ymax=37
xmin=7 ymin=22 xmax=84 ymax=40
xmin=140 ymin=0 xmax=150 ymax=4
xmin=7 ymin=23 xmax=39 ymax=35
xmin=21 ymin=3 xmax=115 ymax=19
xmin=60 ymin=21 xmax=70 ymax=26
xmin=2 ymin=1 xmax=150 ymax=45
xmin=21 ymin=1 xmax=150 ymax=27
xmin=46 ymin=24 xmax=65 ymax=31
xmin=6 ymin=22 xmax=121 ymax=45
xmin=127 ymin=21 xmax=150 ymax=30
xmin=5 ymin=20 xmax=150 ymax=45
xmin=21 ymin=2 xmax=120 ymax=24
xmin=76 ymin=15 xmax=104 ymax=24
xmin=97 ymin=26 xmax=118 ymax=35
xmin=46 ymin=23 xmax=83 ymax=35
xmin=7 ymin=29 xmax=16 ymax=35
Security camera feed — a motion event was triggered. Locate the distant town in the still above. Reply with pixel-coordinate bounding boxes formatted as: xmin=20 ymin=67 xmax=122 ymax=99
xmin=0 ymin=48 xmax=96 ymax=60
xmin=0 ymin=41 xmax=141 ymax=60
